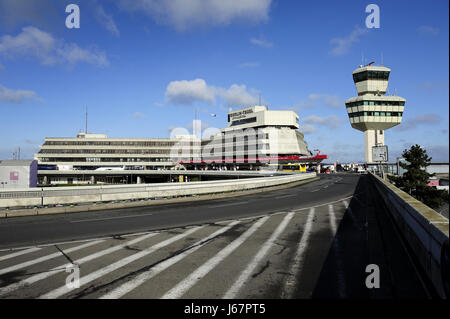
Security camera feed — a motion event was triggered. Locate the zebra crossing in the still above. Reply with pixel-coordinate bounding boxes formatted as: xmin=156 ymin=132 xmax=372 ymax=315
xmin=0 ymin=198 xmax=350 ymax=299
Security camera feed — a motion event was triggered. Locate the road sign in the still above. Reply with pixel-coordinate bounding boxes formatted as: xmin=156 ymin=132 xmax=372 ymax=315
xmin=372 ymin=145 xmax=388 ymax=162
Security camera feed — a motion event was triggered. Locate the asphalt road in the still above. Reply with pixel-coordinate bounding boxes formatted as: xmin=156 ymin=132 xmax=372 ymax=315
xmin=0 ymin=174 xmax=357 ymax=249
xmin=0 ymin=173 xmax=430 ymax=299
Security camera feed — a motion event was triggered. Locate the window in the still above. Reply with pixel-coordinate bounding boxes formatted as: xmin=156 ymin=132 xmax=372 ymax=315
xmin=353 ymin=70 xmax=390 ymax=83
xmin=230 ymin=117 xmax=257 ymax=126
xmin=349 ymin=111 xmax=405 ymax=118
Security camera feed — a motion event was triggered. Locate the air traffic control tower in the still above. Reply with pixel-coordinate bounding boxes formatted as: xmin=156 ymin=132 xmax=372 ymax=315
xmin=345 ymin=62 xmax=406 ymax=163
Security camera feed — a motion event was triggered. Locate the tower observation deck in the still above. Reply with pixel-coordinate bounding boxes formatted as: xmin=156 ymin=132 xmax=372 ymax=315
xmin=345 ymin=62 xmax=406 ymax=163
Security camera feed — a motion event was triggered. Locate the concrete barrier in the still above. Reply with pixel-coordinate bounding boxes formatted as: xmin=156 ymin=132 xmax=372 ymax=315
xmin=0 ymin=173 xmax=316 ymax=209
xmin=369 ymin=172 xmax=449 ymax=298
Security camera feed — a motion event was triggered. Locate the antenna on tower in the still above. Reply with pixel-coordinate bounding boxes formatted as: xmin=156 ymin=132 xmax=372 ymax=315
xmin=85 ymin=106 xmax=88 ymax=134
xmin=381 ymin=52 xmax=384 ymax=66
xmin=259 ymin=93 xmax=261 ymax=105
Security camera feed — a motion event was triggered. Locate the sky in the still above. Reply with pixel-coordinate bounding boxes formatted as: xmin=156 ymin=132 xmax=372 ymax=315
xmin=0 ymin=0 xmax=448 ymax=163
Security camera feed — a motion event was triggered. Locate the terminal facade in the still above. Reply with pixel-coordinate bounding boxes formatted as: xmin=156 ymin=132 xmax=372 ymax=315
xmin=35 ymin=106 xmax=325 ymax=184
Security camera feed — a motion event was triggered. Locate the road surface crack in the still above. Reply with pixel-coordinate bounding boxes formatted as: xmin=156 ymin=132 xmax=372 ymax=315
xmin=252 ymin=261 xmax=270 ymax=279
xmin=54 ymin=245 xmax=77 ymax=266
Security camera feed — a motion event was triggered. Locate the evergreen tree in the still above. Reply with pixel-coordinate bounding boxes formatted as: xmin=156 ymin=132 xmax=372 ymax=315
xmin=389 ymin=144 xmax=448 ymax=209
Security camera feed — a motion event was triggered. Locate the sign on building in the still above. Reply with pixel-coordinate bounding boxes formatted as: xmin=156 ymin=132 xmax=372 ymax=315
xmin=372 ymin=145 xmax=388 ymax=162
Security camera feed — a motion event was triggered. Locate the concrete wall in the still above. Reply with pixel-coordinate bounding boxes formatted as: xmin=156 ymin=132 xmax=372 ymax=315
xmin=369 ymin=172 xmax=449 ymax=298
xmin=0 ymin=173 xmax=316 ymax=208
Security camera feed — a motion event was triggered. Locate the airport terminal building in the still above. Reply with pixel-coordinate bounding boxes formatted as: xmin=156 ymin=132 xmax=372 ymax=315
xmin=35 ymin=106 xmax=326 ymax=184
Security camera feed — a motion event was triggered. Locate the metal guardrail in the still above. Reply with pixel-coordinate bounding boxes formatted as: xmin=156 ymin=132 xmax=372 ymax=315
xmin=0 ymin=173 xmax=316 ymax=208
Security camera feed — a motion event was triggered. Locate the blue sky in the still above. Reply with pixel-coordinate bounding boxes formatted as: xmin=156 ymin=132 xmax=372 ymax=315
xmin=0 ymin=0 xmax=448 ymax=163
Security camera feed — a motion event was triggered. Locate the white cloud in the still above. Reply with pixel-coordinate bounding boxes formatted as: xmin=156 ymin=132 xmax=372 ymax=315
xmin=165 ymin=78 xmax=260 ymax=107
xmin=0 ymin=26 xmax=56 ymax=65
xmin=394 ymin=113 xmax=441 ymax=131
xmin=323 ymin=95 xmax=342 ymax=108
xmin=56 ymin=43 xmax=109 ymax=67
xmin=300 ymin=124 xmax=317 ymax=134
xmin=217 ymin=84 xmax=259 ymax=107
xmin=391 ymin=144 xmax=449 ymax=162
xmin=329 ymin=25 xmax=368 ymax=56
xmin=295 ymin=94 xmax=342 ymax=110
xmin=417 ymin=25 xmax=439 ymax=36
xmin=118 ymin=0 xmax=272 ymax=31
xmin=418 ymin=81 xmax=448 ymax=92
xmin=131 ymin=112 xmax=147 ymax=118
xmin=166 ymin=78 xmax=216 ymax=105
xmin=0 ymin=0 xmax=58 ymax=30
xmin=303 ymin=114 xmax=342 ymax=129
xmin=0 ymin=84 xmax=40 ymax=104
xmin=0 ymin=26 xmax=109 ymax=67
xmin=250 ymin=36 xmax=273 ymax=48
xmin=96 ymin=5 xmax=120 ymax=37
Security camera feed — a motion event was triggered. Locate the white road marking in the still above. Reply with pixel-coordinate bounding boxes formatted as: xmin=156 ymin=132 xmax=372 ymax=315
xmin=291 ymin=196 xmax=353 ymax=213
xmin=0 ymin=233 xmax=156 ymax=297
xmin=223 ymin=212 xmax=294 ymax=299
xmin=1 ymin=195 xmax=354 ymax=253
xmin=208 ymin=202 xmax=248 ymax=208
xmin=0 ymin=240 xmax=103 ymax=277
xmin=161 ymin=216 xmax=270 ymax=299
xmin=0 ymin=230 xmax=163 ymax=252
xmin=343 ymin=200 xmax=349 ymax=209
xmin=281 ymin=207 xmax=315 ymax=298
xmin=101 ymin=220 xmax=242 ymax=299
xmin=39 ymin=226 xmax=203 ymax=299
xmin=70 ymin=213 xmax=154 ymax=223
xmin=0 ymin=247 xmax=41 ymax=263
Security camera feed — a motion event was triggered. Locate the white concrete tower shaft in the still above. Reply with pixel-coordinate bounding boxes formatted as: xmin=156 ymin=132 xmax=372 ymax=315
xmin=364 ymin=129 xmax=385 ymax=163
